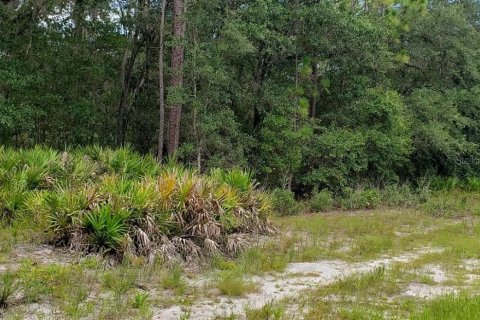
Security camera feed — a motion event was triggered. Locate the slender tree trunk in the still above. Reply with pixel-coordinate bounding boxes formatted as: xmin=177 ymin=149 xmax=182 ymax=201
xmin=73 ymin=0 xmax=85 ymax=41
xmin=309 ymin=59 xmax=318 ymax=118
xmin=157 ymin=0 xmax=167 ymax=161
xmin=166 ymin=0 xmax=185 ymax=156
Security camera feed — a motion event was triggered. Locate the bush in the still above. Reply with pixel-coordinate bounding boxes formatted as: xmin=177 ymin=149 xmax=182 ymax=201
xmin=340 ymin=188 xmax=381 ymax=210
xmin=380 ymin=184 xmax=417 ymax=207
xmin=310 ymin=189 xmax=334 ymax=212
xmin=463 ymin=177 xmax=480 ymax=192
xmin=430 ymin=177 xmax=460 ymax=191
xmin=271 ymin=188 xmax=299 ymax=216
xmin=0 ymin=147 xmax=274 ymax=261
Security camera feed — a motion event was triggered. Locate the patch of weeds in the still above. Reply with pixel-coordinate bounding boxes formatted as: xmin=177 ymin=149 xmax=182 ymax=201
xmin=381 ymin=184 xmax=417 ymax=207
xmin=131 ymin=291 xmax=152 ymax=319
xmin=310 ymin=189 xmax=334 ymax=212
xmin=97 ymin=297 xmax=131 ymax=320
xmin=19 ymin=263 xmax=69 ymax=303
xmin=161 ymin=264 xmax=186 ymax=294
xmin=423 ymin=198 xmax=465 ymax=217
xmin=245 ymin=301 xmax=285 ymax=319
xmin=351 ymin=234 xmax=394 ymax=257
xmin=333 ymin=266 xmax=399 ymax=296
xmin=339 ymin=188 xmax=381 ymax=210
xmin=338 ymin=306 xmax=384 ymax=320
xmin=101 ymin=267 xmax=138 ymax=298
xmin=178 ymin=308 xmax=192 ymax=320
xmin=216 ymin=269 xmax=257 ymax=297
xmin=0 ymin=271 xmax=17 ymax=308
xmin=18 ymin=262 xmax=95 ymax=318
xmin=412 ymin=294 xmax=480 ymax=320
xmin=0 ymin=227 xmax=15 ymax=257
xmin=429 ymin=223 xmax=480 ymax=259
xmin=241 ymin=246 xmax=289 ymax=274
xmin=211 ymin=255 xmax=238 ymax=271
xmin=132 ymin=291 xmax=149 ymax=309
xmin=78 ymin=255 xmax=102 ymax=269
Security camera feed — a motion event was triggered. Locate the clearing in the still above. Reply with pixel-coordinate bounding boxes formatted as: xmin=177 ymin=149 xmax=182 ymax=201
xmin=2 ymin=208 xmax=480 ymax=319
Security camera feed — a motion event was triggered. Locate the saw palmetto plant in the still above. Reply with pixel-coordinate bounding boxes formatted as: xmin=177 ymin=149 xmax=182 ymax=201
xmin=0 ymin=147 xmax=273 ymax=261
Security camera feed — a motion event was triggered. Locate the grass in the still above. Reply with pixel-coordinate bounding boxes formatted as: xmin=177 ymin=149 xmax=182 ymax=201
xmin=245 ymin=302 xmax=285 ymax=319
xmin=0 ymin=272 xmax=16 ymax=308
xmin=412 ymin=294 xmax=480 ymax=320
xmin=216 ymin=269 xmax=257 ymax=297
xmin=160 ymin=264 xmax=186 ymax=294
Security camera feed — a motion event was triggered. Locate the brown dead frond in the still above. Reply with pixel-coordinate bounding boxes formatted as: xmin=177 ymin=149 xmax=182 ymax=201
xmin=225 ymin=233 xmax=249 ymax=256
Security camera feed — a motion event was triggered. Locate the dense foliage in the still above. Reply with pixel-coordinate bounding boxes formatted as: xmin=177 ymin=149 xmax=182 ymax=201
xmin=0 ymin=146 xmax=273 ymax=258
xmin=2 ymin=0 xmax=480 ymax=193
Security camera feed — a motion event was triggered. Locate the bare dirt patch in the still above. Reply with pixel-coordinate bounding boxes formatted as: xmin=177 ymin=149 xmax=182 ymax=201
xmin=154 ymin=247 xmax=443 ymax=320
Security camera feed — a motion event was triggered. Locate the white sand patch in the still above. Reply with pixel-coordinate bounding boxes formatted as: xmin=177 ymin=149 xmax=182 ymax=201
xmin=403 ymin=282 xmax=457 ymax=299
xmin=154 ymin=247 xmax=442 ymax=320
xmin=422 ymin=264 xmax=448 ymax=283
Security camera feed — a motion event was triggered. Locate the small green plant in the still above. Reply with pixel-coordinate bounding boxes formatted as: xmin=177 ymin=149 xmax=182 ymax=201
xmin=0 ymin=271 xmax=16 ymax=308
xmin=245 ymin=302 xmax=284 ymax=320
xmin=83 ymin=205 xmax=129 ymax=251
xmin=216 ymin=269 xmax=257 ymax=296
xmin=310 ymin=188 xmax=334 ymax=212
xmin=132 ymin=292 xmax=149 ymax=309
xmin=271 ymin=188 xmax=299 ymax=216
xmin=161 ymin=264 xmax=185 ymax=293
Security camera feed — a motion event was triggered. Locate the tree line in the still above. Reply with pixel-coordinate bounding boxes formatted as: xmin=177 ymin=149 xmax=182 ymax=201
xmin=1 ymin=0 xmax=480 ymax=192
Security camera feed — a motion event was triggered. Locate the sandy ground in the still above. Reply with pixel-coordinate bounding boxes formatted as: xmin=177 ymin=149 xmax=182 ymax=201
xmin=2 ymin=245 xmax=478 ymax=320
xmin=154 ymin=248 xmax=444 ymax=320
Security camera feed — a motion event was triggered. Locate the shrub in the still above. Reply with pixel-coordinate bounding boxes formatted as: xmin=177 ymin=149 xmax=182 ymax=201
xmin=430 ymin=177 xmax=460 ymax=191
xmin=271 ymin=188 xmax=299 ymax=216
xmin=310 ymin=189 xmax=334 ymax=212
xmin=340 ymin=188 xmax=381 ymax=210
xmin=380 ymin=184 xmax=416 ymax=207
xmin=0 ymin=147 xmax=274 ymax=261
xmin=83 ymin=206 xmax=129 ymax=252
xmin=463 ymin=177 xmax=480 ymax=192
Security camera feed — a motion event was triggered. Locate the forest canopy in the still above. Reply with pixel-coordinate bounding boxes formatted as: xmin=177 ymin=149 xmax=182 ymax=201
xmin=2 ymin=0 xmax=480 ymax=192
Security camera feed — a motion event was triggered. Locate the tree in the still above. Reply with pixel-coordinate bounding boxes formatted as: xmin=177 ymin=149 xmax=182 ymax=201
xmin=166 ymin=0 xmax=185 ymax=156
xmin=157 ymin=0 xmax=167 ymax=160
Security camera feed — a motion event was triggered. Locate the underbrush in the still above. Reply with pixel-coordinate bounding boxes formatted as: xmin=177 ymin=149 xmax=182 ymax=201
xmin=0 ymin=146 xmax=273 ymax=260
xmin=272 ymin=176 xmax=480 ymax=216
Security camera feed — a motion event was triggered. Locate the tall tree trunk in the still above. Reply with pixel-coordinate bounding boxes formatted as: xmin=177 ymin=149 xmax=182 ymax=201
xmin=166 ymin=0 xmax=185 ymax=156
xmin=73 ymin=0 xmax=85 ymax=41
xmin=157 ymin=0 xmax=167 ymax=161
